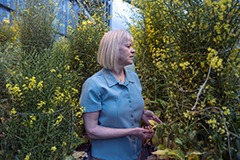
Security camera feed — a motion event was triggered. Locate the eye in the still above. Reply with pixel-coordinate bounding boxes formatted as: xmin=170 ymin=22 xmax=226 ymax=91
xmin=126 ymin=44 xmax=132 ymax=48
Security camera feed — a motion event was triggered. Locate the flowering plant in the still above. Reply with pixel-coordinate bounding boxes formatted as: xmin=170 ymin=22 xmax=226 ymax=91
xmin=131 ymin=0 xmax=239 ymax=159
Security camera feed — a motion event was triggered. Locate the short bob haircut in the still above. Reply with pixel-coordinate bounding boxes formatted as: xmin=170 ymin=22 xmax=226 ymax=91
xmin=97 ymin=30 xmax=134 ymax=71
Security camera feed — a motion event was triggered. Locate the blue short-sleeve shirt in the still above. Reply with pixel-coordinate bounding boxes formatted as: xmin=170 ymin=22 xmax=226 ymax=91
xmin=80 ymin=68 xmax=144 ymax=160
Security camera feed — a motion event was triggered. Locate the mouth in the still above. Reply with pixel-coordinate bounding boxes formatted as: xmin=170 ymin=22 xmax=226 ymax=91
xmin=129 ymin=55 xmax=134 ymax=59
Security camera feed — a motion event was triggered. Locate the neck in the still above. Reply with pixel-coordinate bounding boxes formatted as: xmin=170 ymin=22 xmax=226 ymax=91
xmin=111 ymin=66 xmax=124 ymax=75
xmin=112 ymin=68 xmax=125 ymax=82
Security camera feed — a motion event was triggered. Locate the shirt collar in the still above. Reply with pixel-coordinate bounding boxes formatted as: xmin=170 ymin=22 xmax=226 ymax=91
xmin=101 ymin=68 xmax=134 ymax=87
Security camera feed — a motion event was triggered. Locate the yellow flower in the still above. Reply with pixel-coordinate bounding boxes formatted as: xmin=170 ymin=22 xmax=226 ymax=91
xmin=37 ymin=81 xmax=43 ymax=91
xmin=51 ymin=146 xmax=57 ymax=152
xmin=37 ymin=101 xmax=46 ymax=109
xmin=171 ymin=62 xmax=178 ymax=70
xmin=30 ymin=115 xmax=36 ymax=121
xmin=28 ymin=76 xmax=36 ymax=90
xmin=71 ymin=88 xmax=79 ymax=95
xmin=29 ymin=115 xmax=36 ymax=127
xmin=222 ymin=106 xmax=230 ymax=115
xmin=57 ymin=74 xmax=62 ymax=78
xmin=207 ymin=118 xmax=217 ymax=129
xmin=22 ymin=84 xmax=28 ymax=91
xmin=179 ymin=61 xmax=190 ymax=70
xmin=65 ymin=65 xmax=70 ymax=71
xmin=54 ymin=114 xmax=64 ymax=126
xmin=47 ymin=108 xmax=54 ymax=114
xmin=74 ymin=55 xmax=80 ymax=61
xmin=223 ymin=24 xmax=230 ymax=33
xmin=218 ymin=127 xmax=226 ymax=134
xmin=214 ymin=23 xmax=221 ymax=34
xmin=53 ymin=87 xmax=65 ymax=104
xmin=6 ymin=83 xmax=22 ymax=98
xmin=208 ymin=98 xmax=216 ymax=105
xmin=183 ymin=111 xmax=190 ymax=119
xmin=50 ymin=69 xmax=56 ymax=73
xmin=75 ymin=111 xmax=83 ymax=117
xmin=207 ymin=48 xmax=223 ymax=69
xmin=10 ymin=108 xmax=17 ymax=115
xmin=24 ymin=153 xmax=31 ymax=160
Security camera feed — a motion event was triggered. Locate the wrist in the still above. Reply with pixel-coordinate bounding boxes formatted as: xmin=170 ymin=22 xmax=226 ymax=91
xmin=143 ymin=110 xmax=153 ymax=116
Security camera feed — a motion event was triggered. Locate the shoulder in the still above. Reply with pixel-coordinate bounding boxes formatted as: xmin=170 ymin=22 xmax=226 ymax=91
xmin=82 ymin=70 xmax=105 ymax=89
xmin=125 ymin=69 xmax=141 ymax=84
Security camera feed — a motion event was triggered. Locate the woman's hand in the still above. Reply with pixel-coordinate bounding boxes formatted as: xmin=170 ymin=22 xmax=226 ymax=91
xmin=142 ymin=110 xmax=162 ymax=126
xmin=131 ymin=127 xmax=154 ymax=142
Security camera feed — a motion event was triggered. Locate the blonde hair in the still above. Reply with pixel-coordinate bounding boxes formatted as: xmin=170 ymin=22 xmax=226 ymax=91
xmin=97 ymin=30 xmax=133 ymax=70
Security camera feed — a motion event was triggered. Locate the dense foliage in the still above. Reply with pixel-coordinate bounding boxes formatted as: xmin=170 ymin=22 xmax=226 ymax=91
xmin=131 ymin=0 xmax=239 ymax=159
xmin=0 ymin=0 xmax=108 ymax=159
xmin=68 ymin=13 xmax=109 ymax=91
xmin=0 ymin=0 xmax=239 ymax=159
xmin=15 ymin=0 xmax=55 ymax=53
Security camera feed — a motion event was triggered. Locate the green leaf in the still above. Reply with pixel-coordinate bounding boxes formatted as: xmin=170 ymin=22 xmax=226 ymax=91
xmin=175 ymin=137 xmax=183 ymax=145
xmin=152 ymin=148 xmax=185 ymax=160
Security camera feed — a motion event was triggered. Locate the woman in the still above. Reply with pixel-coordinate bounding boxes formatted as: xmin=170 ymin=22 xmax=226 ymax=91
xmin=80 ymin=30 xmax=161 ymax=160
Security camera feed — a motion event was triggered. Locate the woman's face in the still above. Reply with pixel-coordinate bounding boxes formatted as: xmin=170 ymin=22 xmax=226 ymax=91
xmin=118 ymin=40 xmax=135 ymax=67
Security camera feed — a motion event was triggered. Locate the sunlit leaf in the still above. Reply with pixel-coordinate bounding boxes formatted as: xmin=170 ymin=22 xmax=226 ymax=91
xmin=152 ymin=148 xmax=185 ymax=160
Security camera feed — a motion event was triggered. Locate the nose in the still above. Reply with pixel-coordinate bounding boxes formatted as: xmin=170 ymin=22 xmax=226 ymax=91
xmin=131 ymin=48 xmax=135 ymax=54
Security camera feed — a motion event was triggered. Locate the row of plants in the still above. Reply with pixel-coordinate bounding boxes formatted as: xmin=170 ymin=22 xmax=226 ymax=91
xmin=0 ymin=0 xmax=109 ymax=159
xmin=130 ymin=0 xmax=239 ymax=159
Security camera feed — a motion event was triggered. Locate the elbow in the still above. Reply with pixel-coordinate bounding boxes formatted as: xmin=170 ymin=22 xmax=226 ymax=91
xmin=85 ymin=128 xmax=99 ymax=139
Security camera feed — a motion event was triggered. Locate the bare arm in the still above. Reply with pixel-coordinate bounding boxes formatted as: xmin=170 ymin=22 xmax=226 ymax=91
xmin=83 ymin=111 xmax=153 ymax=140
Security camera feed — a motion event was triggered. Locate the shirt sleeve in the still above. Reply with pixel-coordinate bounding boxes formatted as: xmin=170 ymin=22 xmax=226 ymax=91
xmin=79 ymin=78 xmax=102 ymax=113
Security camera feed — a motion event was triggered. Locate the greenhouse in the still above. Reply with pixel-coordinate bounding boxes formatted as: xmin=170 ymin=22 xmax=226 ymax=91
xmin=0 ymin=0 xmax=239 ymax=160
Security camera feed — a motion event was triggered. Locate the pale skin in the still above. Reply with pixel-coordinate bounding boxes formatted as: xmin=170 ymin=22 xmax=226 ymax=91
xmin=83 ymin=39 xmax=161 ymax=142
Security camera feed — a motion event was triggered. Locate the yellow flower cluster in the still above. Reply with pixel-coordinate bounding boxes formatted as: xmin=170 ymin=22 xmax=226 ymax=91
xmin=50 ymin=69 xmax=56 ymax=73
xmin=171 ymin=62 xmax=178 ymax=70
xmin=37 ymin=81 xmax=43 ymax=91
xmin=207 ymin=48 xmax=223 ymax=70
xmin=54 ymin=114 xmax=64 ymax=126
xmin=24 ymin=76 xmax=44 ymax=91
xmin=217 ymin=126 xmax=226 ymax=135
xmin=222 ymin=106 xmax=230 ymax=116
xmin=28 ymin=76 xmax=36 ymax=90
xmin=6 ymin=83 xmax=23 ymax=99
xmin=37 ymin=101 xmax=46 ymax=109
xmin=71 ymin=88 xmax=79 ymax=95
xmin=208 ymin=98 xmax=216 ymax=106
xmin=10 ymin=108 xmax=17 ymax=115
xmin=207 ymin=118 xmax=217 ymax=129
xmin=29 ymin=114 xmax=36 ymax=127
xmin=53 ymin=87 xmax=65 ymax=104
xmin=24 ymin=153 xmax=31 ymax=160
xmin=183 ymin=110 xmax=195 ymax=120
xmin=75 ymin=107 xmax=85 ymax=125
xmin=65 ymin=65 xmax=71 ymax=71
xmin=179 ymin=61 xmax=190 ymax=70
xmin=70 ymin=98 xmax=79 ymax=108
